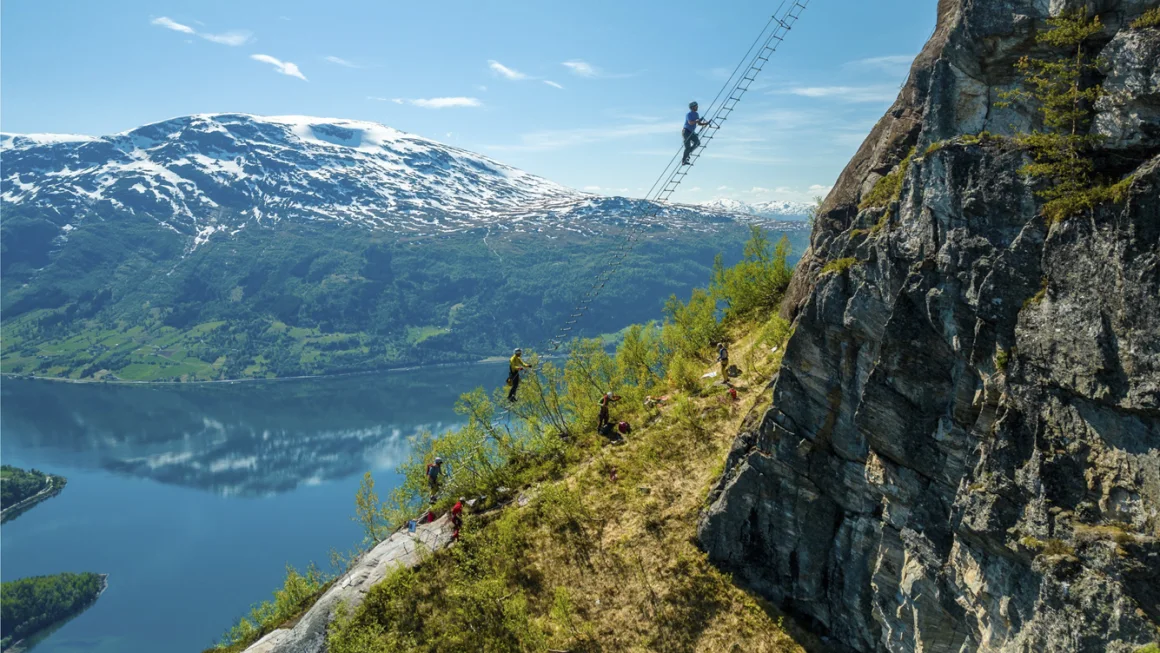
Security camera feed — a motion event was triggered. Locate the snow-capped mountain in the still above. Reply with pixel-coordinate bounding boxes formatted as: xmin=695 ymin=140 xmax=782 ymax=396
xmin=698 ymin=198 xmax=814 ymax=219
xmin=1 ymin=113 xmax=813 ymax=382
xmin=1 ymin=114 xmax=795 ymax=248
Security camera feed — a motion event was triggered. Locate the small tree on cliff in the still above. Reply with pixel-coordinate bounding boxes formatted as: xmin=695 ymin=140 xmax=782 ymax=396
xmin=998 ymin=11 xmax=1130 ymax=222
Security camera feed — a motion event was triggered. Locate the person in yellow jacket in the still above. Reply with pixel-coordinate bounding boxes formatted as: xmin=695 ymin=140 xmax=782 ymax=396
xmin=507 ymin=348 xmax=532 ymax=402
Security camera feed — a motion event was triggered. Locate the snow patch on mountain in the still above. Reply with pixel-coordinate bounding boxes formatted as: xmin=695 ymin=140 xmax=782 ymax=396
xmin=0 ymin=133 xmax=99 ymax=150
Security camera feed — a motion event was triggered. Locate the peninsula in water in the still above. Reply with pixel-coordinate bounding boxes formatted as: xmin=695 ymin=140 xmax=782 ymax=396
xmin=0 ymin=465 xmax=67 ymax=523
xmin=0 ymin=572 xmax=108 ymax=652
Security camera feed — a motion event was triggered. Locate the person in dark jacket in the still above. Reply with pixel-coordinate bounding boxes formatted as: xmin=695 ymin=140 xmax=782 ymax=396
xmin=598 ymin=392 xmax=621 ymax=430
xmin=682 ymin=101 xmax=711 ymax=165
xmin=426 ymin=457 xmax=444 ymax=495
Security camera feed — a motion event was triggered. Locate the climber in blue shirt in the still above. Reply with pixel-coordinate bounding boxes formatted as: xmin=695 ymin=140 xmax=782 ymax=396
xmin=682 ymin=101 xmax=711 ymax=165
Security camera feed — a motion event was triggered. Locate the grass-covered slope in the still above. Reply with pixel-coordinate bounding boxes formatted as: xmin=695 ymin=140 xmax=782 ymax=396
xmin=208 ymin=227 xmax=815 ymax=652
xmin=328 ymin=325 xmax=805 ymax=653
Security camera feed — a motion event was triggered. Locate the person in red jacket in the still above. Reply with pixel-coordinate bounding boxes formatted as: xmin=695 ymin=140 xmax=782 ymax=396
xmin=450 ymin=497 xmax=465 ymax=541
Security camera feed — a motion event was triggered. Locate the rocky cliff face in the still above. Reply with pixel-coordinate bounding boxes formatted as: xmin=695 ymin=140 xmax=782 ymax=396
xmin=699 ymin=1 xmax=1160 ymax=651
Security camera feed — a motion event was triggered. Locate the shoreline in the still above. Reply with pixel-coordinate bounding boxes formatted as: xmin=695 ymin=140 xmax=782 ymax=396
xmin=0 ymin=351 xmax=567 ymax=388
xmin=0 ymin=476 xmax=64 ymax=523
xmin=0 ymin=355 xmax=517 ymax=388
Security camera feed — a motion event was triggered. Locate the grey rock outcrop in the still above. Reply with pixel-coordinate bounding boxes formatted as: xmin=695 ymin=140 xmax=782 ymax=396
xmin=244 ymin=516 xmax=454 ymax=653
xmin=700 ymin=2 xmax=1160 ymax=652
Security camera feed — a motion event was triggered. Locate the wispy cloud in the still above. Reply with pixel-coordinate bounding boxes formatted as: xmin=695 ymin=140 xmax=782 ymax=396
xmin=201 ymin=30 xmax=252 ymax=46
xmin=151 ymin=16 xmax=195 ymax=34
xmin=325 ymin=55 xmax=361 ymax=68
xmin=251 ymin=54 xmax=307 ymax=81
xmin=382 ymin=97 xmax=482 ymax=109
xmin=543 ymin=80 xmax=564 ymax=89
xmin=561 ymin=59 xmax=630 ymax=79
xmin=488 ymin=60 xmax=528 ymax=80
xmin=777 ymin=85 xmax=897 ymax=103
xmin=845 ymin=54 xmax=915 ymax=75
xmin=151 ymin=16 xmax=251 ymax=46
xmin=563 ymin=60 xmax=598 ymax=77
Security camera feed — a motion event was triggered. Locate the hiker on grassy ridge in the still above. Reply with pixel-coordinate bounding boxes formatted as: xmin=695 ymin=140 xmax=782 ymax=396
xmin=426 ymin=457 xmax=444 ymax=496
xmin=717 ymin=342 xmax=729 ymax=379
xmin=598 ymin=391 xmax=621 ymax=432
xmin=507 ymin=348 xmax=533 ymax=402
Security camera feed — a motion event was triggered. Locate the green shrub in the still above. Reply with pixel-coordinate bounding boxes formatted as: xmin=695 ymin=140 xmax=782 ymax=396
xmin=660 ymin=288 xmax=724 ymax=363
xmin=1131 ymin=8 xmax=1160 ymax=28
xmin=354 ymin=472 xmax=384 ymax=545
xmin=1019 ymin=536 xmax=1074 ymax=557
xmin=821 ymin=258 xmax=858 ymax=276
xmin=665 ymin=353 xmax=704 ymax=394
xmin=1041 ymin=539 xmax=1075 ymax=556
xmin=1023 ymin=278 xmax=1048 ymax=310
xmin=216 ymin=564 xmax=326 ymax=650
xmin=1042 ymin=175 xmax=1135 ymax=223
xmin=615 ymin=323 xmax=665 ymax=391
xmin=805 ymin=195 xmax=823 ymax=230
xmin=923 ymin=133 xmax=1002 ymax=156
xmin=710 ymin=226 xmax=793 ymax=323
xmin=671 ymin=395 xmax=711 ymax=443
xmin=1074 ymin=523 xmax=1137 ymax=546
xmin=995 ymin=347 xmax=1011 ymax=371
xmin=859 ymin=147 xmax=916 ymax=210
xmin=758 ymin=315 xmax=793 ymax=351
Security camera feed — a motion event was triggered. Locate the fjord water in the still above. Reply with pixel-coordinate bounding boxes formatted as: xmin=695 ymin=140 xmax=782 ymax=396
xmin=0 ymin=362 xmax=504 ymax=652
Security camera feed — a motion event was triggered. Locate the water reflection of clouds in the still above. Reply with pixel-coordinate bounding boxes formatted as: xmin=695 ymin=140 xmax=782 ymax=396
xmin=1 ymin=364 xmax=502 ymax=497
xmin=103 ymin=421 xmax=463 ymax=497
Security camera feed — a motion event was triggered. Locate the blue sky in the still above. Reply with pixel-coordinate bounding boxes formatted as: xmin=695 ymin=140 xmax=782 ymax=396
xmin=1 ymin=0 xmax=937 ymax=204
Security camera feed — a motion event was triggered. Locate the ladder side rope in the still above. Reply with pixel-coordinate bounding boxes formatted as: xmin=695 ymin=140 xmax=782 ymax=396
xmin=538 ymin=0 xmax=810 ymax=354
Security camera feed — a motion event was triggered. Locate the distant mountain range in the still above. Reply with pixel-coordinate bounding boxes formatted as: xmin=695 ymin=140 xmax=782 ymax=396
xmin=697 ymin=198 xmax=815 ymax=219
xmin=1 ymin=114 xmax=810 ymax=381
